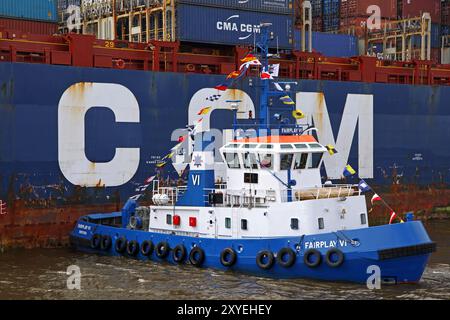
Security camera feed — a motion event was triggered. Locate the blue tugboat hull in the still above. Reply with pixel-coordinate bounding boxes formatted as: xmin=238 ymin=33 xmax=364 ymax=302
xmin=70 ymin=220 xmax=434 ymax=284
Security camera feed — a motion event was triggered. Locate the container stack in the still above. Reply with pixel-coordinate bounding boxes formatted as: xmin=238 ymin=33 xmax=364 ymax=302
xmin=0 ymin=0 xmax=58 ymax=35
xmin=339 ymin=0 xmax=397 ymax=36
xmin=322 ymin=0 xmax=340 ymax=32
xmin=176 ymin=0 xmax=295 ymax=48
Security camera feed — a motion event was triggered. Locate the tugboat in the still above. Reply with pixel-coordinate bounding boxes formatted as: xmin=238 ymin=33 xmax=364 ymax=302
xmin=70 ymin=24 xmax=436 ymax=284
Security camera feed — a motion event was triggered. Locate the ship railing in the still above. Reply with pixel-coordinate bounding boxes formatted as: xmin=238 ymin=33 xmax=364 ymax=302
xmin=204 ymin=188 xmax=274 ymax=208
xmin=152 ymin=186 xmax=187 ymax=205
xmin=205 ymin=184 xmax=360 ymax=207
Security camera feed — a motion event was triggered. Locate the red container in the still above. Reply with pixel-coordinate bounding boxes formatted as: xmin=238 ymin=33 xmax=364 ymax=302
xmin=401 ymin=0 xmax=441 ymax=23
xmin=340 ymin=0 xmax=397 ymax=20
xmin=0 ymin=17 xmax=57 ymax=35
xmin=442 ymin=0 xmax=449 ymax=26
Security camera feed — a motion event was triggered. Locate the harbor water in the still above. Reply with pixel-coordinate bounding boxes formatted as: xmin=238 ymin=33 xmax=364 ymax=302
xmin=0 ymin=220 xmax=448 ymax=300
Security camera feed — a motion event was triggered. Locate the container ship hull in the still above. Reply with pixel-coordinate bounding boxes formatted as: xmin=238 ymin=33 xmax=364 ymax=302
xmin=1 ymin=61 xmax=449 ymax=249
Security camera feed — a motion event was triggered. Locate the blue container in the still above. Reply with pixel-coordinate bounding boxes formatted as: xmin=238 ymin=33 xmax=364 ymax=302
xmin=411 ymin=23 xmax=442 ymax=49
xmin=176 ymin=4 xmax=294 ymax=48
xmin=294 ymin=30 xmax=358 ymax=57
xmin=309 ymin=0 xmax=322 ymax=17
xmin=0 ymin=0 xmax=57 ymax=22
xmin=322 ymin=0 xmax=340 ymax=32
xmin=177 ymin=0 xmax=294 ymax=15
xmin=57 ymin=0 xmax=81 ymax=11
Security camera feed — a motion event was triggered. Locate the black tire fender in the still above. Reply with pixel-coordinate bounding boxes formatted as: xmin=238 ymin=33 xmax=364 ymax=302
xmin=140 ymin=240 xmax=154 ymax=256
xmin=115 ymin=237 xmax=127 ymax=253
xmin=277 ymin=247 xmax=296 ymax=268
xmin=90 ymin=234 xmax=101 ymax=249
xmin=325 ymin=248 xmax=344 ymax=268
xmin=189 ymin=246 xmax=205 ymax=267
xmin=303 ymin=249 xmax=322 ymax=268
xmin=220 ymin=248 xmax=237 ymax=267
xmin=126 ymin=240 xmax=139 ymax=256
xmin=100 ymin=235 xmax=112 ymax=251
xmin=155 ymin=241 xmax=170 ymax=259
xmin=256 ymin=250 xmax=275 ymax=270
xmin=172 ymin=244 xmax=187 ymax=263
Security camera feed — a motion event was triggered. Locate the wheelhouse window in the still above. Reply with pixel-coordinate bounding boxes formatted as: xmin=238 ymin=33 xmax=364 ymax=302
xmin=258 ymin=153 xmax=273 ymax=170
xmin=244 ymin=173 xmax=258 ymax=184
xmin=224 ymin=143 xmax=241 ymax=149
xmin=243 ymin=152 xmax=258 ymax=169
xmin=280 ymin=154 xmax=294 ymax=170
xmin=224 ymin=153 xmax=241 ymax=169
xmin=309 ymin=153 xmax=324 ymax=169
xmin=294 ymin=153 xmax=308 ymax=170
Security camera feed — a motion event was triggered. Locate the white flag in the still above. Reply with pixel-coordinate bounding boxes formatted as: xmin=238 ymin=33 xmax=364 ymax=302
xmin=269 ymin=64 xmax=280 ymax=77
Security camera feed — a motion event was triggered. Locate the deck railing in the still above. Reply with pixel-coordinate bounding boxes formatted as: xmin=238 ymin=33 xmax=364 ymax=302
xmin=151 ymin=183 xmax=361 ymax=207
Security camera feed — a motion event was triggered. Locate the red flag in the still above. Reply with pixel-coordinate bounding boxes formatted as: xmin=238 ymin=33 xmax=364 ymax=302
xmin=389 ymin=211 xmax=397 ymax=224
xmin=214 ymin=84 xmax=228 ymax=91
xmin=241 ymin=53 xmax=257 ymax=63
xmin=371 ymin=193 xmax=382 ymax=205
xmin=260 ymin=68 xmax=273 ymax=80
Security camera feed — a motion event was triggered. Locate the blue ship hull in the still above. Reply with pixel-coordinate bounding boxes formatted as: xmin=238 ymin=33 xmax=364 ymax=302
xmin=0 ymin=61 xmax=449 ymax=219
xmin=70 ymin=216 xmax=434 ymax=284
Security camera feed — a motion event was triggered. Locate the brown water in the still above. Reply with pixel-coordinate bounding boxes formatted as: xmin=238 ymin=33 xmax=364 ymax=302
xmin=0 ymin=220 xmax=449 ymax=300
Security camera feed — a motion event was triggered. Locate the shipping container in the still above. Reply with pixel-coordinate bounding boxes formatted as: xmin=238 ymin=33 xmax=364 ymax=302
xmin=177 ymin=0 xmax=294 ymax=15
xmin=402 ymin=0 xmax=441 ymax=24
xmin=0 ymin=17 xmax=58 ymax=35
xmin=410 ymin=23 xmax=443 ymax=49
xmin=441 ymin=0 xmax=449 ymax=26
xmin=0 ymin=0 xmax=58 ymax=22
xmin=57 ymin=0 xmax=81 ymax=11
xmin=294 ymin=30 xmax=358 ymax=57
xmin=322 ymin=0 xmax=340 ymax=32
xmin=340 ymin=0 xmax=397 ymax=20
xmin=176 ymin=4 xmax=294 ymax=48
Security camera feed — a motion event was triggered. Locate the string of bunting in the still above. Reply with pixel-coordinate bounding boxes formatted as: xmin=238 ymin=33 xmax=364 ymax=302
xmin=343 ymin=165 xmax=404 ymax=224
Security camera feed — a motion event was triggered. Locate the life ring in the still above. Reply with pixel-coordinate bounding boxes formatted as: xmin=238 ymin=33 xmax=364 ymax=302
xmin=186 ymin=63 xmax=195 ymax=72
xmin=256 ymin=250 xmax=274 ymax=270
xmin=325 ymin=248 xmax=344 ymax=268
xmin=155 ymin=241 xmax=170 ymax=259
xmin=220 ymin=248 xmax=237 ymax=267
xmin=303 ymin=249 xmax=322 ymax=268
xmin=277 ymin=247 xmax=296 ymax=268
xmin=116 ymin=59 xmax=125 ymax=69
xmin=126 ymin=240 xmax=139 ymax=256
xmin=189 ymin=246 xmax=205 ymax=267
xmin=90 ymin=234 xmax=101 ymax=249
xmin=172 ymin=244 xmax=187 ymax=263
xmin=115 ymin=236 xmax=127 ymax=253
xmin=141 ymin=240 xmax=154 ymax=256
xmin=100 ymin=235 xmax=112 ymax=251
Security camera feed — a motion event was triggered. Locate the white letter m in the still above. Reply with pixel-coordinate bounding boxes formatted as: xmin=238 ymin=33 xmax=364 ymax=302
xmin=296 ymin=92 xmax=373 ymax=179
